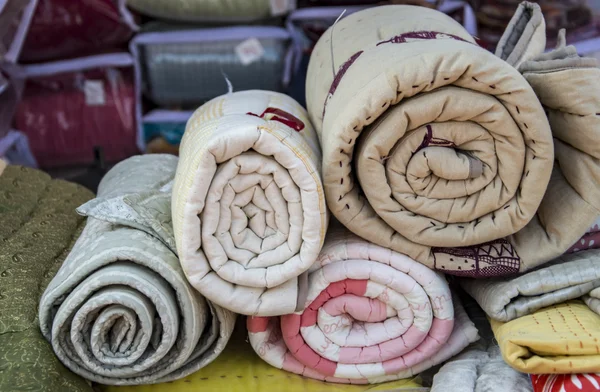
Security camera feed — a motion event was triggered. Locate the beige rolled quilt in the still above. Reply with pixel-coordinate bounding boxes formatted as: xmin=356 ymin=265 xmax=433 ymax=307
xmin=306 ymin=4 xmax=554 ymax=277
xmin=172 ymin=90 xmax=328 ymax=317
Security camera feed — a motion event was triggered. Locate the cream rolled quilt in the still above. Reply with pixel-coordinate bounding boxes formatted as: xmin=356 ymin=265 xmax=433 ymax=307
xmin=172 ymin=90 xmax=327 ymax=316
xmin=306 ymin=5 xmax=554 ymax=277
xmin=247 ymin=225 xmax=479 ymax=383
xmin=39 ymin=155 xmax=235 ymax=385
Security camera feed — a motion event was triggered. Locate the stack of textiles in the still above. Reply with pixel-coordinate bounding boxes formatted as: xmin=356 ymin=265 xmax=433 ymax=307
xmin=6 ymin=1 xmax=600 ymax=390
xmin=0 ymin=0 xmax=139 ymax=170
xmin=472 ymin=0 xmax=597 ymax=50
xmin=130 ymin=0 xmax=296 ymax=156
xmin=0 ymin=163 xmax=94 ymax=391
xmin=458 ymin=1 xmax=600 ymax=388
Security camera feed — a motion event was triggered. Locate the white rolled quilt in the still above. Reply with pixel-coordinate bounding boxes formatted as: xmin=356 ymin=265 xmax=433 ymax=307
xmin=39 ymin=155 xmax=236 ymax=385
xmin=306 ymin=4 xmax=555 ymax=278
xmin=248 ymin=225 xmax=479 ymax=383
xmin=172 ymin=90 xmax=328 ymax=316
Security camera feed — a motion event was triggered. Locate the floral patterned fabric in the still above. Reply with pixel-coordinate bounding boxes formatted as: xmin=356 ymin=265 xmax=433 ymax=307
xmin=531 ymin=374 xmax=600 ymax=391
xmin=0 ymin=165 xmax=94 ymax=392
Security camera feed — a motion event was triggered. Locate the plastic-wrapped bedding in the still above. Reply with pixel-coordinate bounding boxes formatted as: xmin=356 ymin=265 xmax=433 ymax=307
xmin=0 ymin=0 xmax=37 ymax=63
xmin=19 ymin=0 xmax=137 ymax=63
xmin=12 ymin=53 xmax=139 ymax=168
xmin=39 ymin=154 xmax=236 ymax=385
xmin=126 ymin=0 xmax=295 ymax=23
xmin=172 ymin=90 xmax=328 ymax=317
xmin=248 ymin=225 xmax=479 ymax=383
xmin=305 ymin=4 xmax=569 ymax=278
xmin=132 ymin=26 xmax=293 ymax=108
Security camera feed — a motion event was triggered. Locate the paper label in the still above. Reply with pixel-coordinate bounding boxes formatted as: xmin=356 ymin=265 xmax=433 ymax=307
xmin=270 ymin=0 xmax=291 ymax=16
xmin=235 ymin=38 xmax=265 ymax=66
xmin=84 ymin=80 xmax=105 ymax=106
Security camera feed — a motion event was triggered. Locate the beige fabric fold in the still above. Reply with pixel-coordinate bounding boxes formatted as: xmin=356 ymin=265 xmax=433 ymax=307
xmin=306 ymin=5 xmax=553 ymax=277
xmin=172 ymin=90 xmax=328 ymax=317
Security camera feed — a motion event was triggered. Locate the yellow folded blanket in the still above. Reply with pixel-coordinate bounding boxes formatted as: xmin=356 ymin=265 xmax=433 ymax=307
xmin=491 ymin=301 xmax=600 ymax=374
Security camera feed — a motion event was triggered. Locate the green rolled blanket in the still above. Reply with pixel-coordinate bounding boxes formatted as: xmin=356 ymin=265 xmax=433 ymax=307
xmin=0 ymin=165 xmax=94 ymax=392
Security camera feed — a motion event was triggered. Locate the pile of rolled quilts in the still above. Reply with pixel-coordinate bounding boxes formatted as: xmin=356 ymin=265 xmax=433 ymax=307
xmin=2 ymin=1 xmax=600 ymax=392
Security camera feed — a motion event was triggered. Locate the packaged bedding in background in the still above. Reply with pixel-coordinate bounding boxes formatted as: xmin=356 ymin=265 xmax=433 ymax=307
xmin=12 ymin=53 xmax=138 ymax=168
xmin=0 ymin=70 xmax=20 ymax=139
xmin=132 ymin=26 xmax=293 ymax=107
xmin=0 ymin=130 xmax=37 ymax=167
xmin=0 ymin=0 xmax=37 ymax=64
xmin=132 ymin=25 xmax=295 ymax=151
xmin=19 ymin=0 xmax=138 ymax=63
xmin=126 ymin=0 xmax=296 ymax=23
xmin=142 ymin=109 xmax=192 ymax=154
xmin=474 ymin=0 xmax=598 ymax=50
xmin=286 ymin=1 xmax=476 ymax=105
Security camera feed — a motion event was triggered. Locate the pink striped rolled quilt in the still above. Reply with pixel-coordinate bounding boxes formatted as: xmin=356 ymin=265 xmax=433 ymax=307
xmin=247 ymin=226 xmax=479 ymax=383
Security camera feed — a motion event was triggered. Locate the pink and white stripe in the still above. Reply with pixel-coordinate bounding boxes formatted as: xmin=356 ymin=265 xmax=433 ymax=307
xmin=248 ymin=226 xmax=479 ymax=383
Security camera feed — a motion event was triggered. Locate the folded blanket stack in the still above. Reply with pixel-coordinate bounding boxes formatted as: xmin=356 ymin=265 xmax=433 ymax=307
xmin=39 ymin=154 xmax=236 ymax=385
xmin=455 ymin=2 xmax=600 ymax=387
xmin=306 ymin=4 xmax=557 ymax=278
xmin=248 ymin=225 xmax=479 ymax=383
xmin=172 ymin=90 xmax=328 ymax=317
xmin=0 ymin=164 xmax=94 ymax=392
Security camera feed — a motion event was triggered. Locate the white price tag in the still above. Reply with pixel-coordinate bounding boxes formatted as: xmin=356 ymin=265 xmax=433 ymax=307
xmin=84 ymin=80 xmax=105 ymax=106
xmin=235 ymin=38 xmax=265 ymax=66
xmin=270 ymin=0 xmax=291 ymax=16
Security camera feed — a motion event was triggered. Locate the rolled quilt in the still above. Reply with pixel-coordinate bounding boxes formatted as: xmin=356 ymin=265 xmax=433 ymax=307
xmin=39 ymin=155 xmax=236 ymax=385
xmin=172 ymin=90 xmax=327 ymax=316
xmin=491 ymin=301 xmax=600 ymax=374
xmin=305 ymin=4 xmax=554 ymax=278
xmin=247 ymin=226 xmax=479 ymax=383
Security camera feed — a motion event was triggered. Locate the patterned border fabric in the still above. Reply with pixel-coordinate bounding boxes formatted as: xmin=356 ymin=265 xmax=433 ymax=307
xmin=531 ymin=374 xmax=600 ymax=392
xmin=305 ymin=5 xmax=555 ymax=278
xmin=39 ymin=155 xmax=236 ymax=385
xmin=247 ymin=225 xmax=479 ymax=383
xmin=172 ymin=90 xmax=328 ymax=316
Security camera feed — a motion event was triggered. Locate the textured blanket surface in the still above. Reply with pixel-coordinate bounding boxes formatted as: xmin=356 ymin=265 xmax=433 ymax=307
xmin=0 ymin=165 xmax=93 ymax=392
xmin=305 ymin=5 xmax=554 ymax=278
xmin=427 ymin=294 xmax=531 ymax=392
xmin=491 ymin=301 xmax=600 ymax=374
xmin=461 ymin=249 xmax=600 ymax=322
xmin=172 ymin=90 xmax=328 ymax=316
xmin=39 ymin=155 xmax=236 ymax=385
xmin=247 ymin=226 xmax=479 ymax=383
